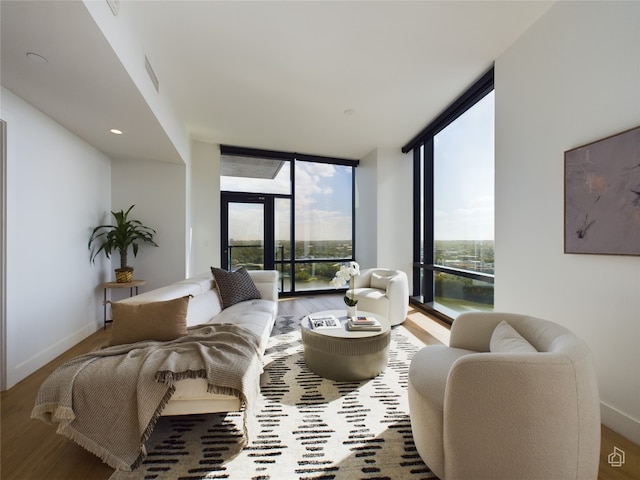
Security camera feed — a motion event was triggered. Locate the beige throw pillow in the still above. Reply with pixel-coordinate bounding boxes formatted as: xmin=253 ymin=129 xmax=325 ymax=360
xmin=108 ymin=295 xmax=190 ymax=346
xmin=371 ymin=272 xmax=391 ymax=290
xmin=490 ymin=320 xmax=537 ymax=353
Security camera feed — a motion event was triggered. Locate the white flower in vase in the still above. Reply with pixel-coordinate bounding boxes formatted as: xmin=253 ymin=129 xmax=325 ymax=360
xmin=330 ymin=261 xmax=360 ymax=307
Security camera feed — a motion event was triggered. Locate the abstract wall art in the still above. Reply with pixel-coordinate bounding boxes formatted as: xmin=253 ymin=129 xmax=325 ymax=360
xmin=565 ymin=126 xmax=640 ymax=255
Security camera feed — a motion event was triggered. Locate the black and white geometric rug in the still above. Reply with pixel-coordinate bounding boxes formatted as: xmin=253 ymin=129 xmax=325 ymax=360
xmin=110 ymin=315 xmax=436 ymax=480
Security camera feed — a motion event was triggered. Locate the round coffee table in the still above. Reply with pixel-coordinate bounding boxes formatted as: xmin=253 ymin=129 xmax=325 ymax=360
xmin=300 ymin=310 xmax=391 ymax=381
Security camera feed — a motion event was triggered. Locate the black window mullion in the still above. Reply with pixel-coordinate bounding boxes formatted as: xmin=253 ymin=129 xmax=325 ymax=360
xmin=290 ymin=158 xmax=296 ymax=293
xmin=412 ymin=147 xmax=423 ymax=299
xmin=423 ymin=140 xmax=435 ymax=303
xmin=264 ymin=196 xmax=275 ymax=270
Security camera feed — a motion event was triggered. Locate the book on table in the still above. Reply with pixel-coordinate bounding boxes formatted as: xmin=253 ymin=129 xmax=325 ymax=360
xmin=347 ymin=317 xmax=382 ymax=331
xmin=309 ymin=314 xmax=342 ymax=329
xmin=351 ymin=316 xmax=377 ymax=325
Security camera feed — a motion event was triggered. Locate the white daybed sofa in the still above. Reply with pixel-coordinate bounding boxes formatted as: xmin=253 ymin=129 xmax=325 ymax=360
xmin=32 ymin=268 xmax=280 ymax=470
xmin=117 ymin=269 xmax=279 ymax=416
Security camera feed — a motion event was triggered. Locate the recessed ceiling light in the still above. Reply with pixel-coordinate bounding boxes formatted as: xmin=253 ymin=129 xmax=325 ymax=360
xmin=26 ymin=52 xmax=47 ymax=64
xmin=110 ymin=129 xmax=123 ymax=135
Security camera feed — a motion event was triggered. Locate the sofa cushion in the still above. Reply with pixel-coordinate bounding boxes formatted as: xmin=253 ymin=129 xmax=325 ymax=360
xmin=183 ymin=290 xmax=222 ymax=327
xmin=214 ymin=298 xmax=278 ymax=353
xmin=490 ymin=320 xmax=537 ymax=353
xmin=109 ymin=295 xmax=190 ymax=346
xmin=211 ymin=266 xmax=262 ymax=309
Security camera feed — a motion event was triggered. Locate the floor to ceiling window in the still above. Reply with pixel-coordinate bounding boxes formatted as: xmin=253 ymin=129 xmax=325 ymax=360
xmin=293 ymin=159 xmax=355 ymax=292
xmin=220 ymin=146 xmax=357 ymax=295
xmin=404 ymin=67 xmax=495 ymax=321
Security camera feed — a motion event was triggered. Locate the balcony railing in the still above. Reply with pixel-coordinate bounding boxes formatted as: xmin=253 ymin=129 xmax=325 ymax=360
xmin=413 ymin=263 xmax=494 ymax=322
xmin=228 ymin=245 xmax=353 ymax=295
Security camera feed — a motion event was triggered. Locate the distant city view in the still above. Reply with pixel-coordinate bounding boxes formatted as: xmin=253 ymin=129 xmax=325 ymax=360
xmin=230 ymin=239 xmax=494 ymax=307
xmin=231 ymin=239 xmax=494 ymax=271
xmin=433 ymin=239 xmax=494 ymax=310
xmin=434 ymin=239 xmax=494 ymax=274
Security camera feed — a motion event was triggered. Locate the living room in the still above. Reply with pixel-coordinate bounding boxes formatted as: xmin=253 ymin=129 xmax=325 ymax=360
xmin=1 ymin=0 xmax=639 ymax=478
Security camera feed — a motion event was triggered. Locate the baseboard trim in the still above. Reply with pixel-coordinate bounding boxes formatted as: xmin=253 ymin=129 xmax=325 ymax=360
xmin=601 ymin=401 xmax=640 ymax=445
xmin=7 ymin=322 xmax=98 ymax=389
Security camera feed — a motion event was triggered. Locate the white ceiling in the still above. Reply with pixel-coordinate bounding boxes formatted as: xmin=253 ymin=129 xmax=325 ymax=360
xmin=1 ymin=0 xmax=554 ymax=163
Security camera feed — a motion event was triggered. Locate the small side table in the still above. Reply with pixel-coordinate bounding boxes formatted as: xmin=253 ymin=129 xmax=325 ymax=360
xmin=101 ymin=280 xmax=146 ymax=329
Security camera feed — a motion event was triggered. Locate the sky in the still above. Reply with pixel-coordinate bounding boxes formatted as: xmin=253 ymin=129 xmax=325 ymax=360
xmin=433 ymin=90 xmax=494 ymax=241
xmin=222 ymin=160 xmax=353 ymax=242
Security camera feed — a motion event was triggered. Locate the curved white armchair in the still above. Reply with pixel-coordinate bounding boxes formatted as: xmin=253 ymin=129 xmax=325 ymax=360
xmin=408 ymin=312 xmax=601 ymax=480
xmin=351 ymin=268 xmax=409 ymax=326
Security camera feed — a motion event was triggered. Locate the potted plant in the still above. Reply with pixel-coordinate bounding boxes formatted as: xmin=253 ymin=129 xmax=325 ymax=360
xmin=88 ymin=205 xmax=158 ymax=283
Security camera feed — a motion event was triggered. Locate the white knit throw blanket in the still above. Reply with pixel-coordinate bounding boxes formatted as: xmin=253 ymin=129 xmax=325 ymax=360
xmin=31 ymin=324 xmax=263 ymax=471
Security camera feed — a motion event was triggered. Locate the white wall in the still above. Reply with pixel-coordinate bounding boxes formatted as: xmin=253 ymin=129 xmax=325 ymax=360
xmin=190 ymin=140 xmax=221 ymax=275
xmin=376 ymin=147 xmax=413 ymax=277
xmin=109 ymin=159 xmax=187 ymax=297
xmin=495 ymin=1 xmax=640 ymax=442
xmin=356 ymin=148 xmax=413 ymax=283
xmin=356 ymin=149 xmax=378 ymax=268
xmin=1 ymin=87 xmax=111 ymax=389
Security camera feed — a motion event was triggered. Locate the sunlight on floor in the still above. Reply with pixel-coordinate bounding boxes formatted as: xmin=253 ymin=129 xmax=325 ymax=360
xmin=405 ymin=306 xmax=451 ymax=346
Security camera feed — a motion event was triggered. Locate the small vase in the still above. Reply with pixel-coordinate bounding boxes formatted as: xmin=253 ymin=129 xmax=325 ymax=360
xmin=346 ymin=305 xmax=357 ymax=319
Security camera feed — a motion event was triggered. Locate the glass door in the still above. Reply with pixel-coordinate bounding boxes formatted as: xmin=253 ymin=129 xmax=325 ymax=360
xmin=221 ymin=193 xmax=291 ymax=293
xmin=221 ymin=194 xmax=270 ymax=271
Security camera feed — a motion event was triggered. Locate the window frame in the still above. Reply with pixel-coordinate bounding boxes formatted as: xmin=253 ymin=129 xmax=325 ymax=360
xmin=219 ymin=145 xmax=359 ymax=297
xmin=403 ymin=67 xmax=495 ymax=323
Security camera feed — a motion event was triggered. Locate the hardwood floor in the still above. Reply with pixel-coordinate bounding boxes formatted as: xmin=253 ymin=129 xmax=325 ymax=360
xmin=1 ymin=294 xmax=638 ymax=479
xmin=1 ymin=325 xmax=114 ymax=480
xmin=599 ymin=424 xmax=640 ymax=480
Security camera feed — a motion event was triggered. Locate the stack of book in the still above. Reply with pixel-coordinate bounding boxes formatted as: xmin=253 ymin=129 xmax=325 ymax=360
xmin=346 ymin=316 xmax=382 ymax=332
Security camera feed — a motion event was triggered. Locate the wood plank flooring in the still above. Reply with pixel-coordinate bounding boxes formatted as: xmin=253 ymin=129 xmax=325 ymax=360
xmin=1 ymin=323 xmax=115 ymax=480
xmin=1 ymin=294 xmax=638 ymax=479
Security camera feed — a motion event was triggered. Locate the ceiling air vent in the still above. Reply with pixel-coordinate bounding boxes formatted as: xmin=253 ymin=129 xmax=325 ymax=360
xmin=144 ymin=55 xmax=160 ymax=93
xmin=106 ymin=0 xmax=119 ymax=16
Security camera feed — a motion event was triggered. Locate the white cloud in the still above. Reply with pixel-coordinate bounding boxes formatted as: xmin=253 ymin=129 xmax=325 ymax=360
xmin=225 ymin=161 xmax=352 ymax=242
xmin=295 ymin=163 xmax=336 ymax=208
xmin=295 ymin=208 xmax=352 ymax=241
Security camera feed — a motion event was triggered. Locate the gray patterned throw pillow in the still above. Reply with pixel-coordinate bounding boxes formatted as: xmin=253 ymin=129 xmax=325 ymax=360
xmin=210 ymin=266 xmax=262 ymax=309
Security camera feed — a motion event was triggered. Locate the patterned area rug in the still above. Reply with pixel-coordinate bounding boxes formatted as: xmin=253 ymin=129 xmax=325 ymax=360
xmin=110 ymin=315 xmax=436 ymax=480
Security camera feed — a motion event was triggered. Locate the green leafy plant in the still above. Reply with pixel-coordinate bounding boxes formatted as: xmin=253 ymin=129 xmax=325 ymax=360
xmin=88 ymin=205 xmax=158 ymax=272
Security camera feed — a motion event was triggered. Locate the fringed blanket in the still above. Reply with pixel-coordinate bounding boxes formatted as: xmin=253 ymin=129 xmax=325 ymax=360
xmin=31 ymin=324 xmax=262 ymax=471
